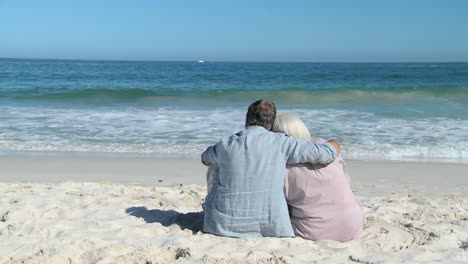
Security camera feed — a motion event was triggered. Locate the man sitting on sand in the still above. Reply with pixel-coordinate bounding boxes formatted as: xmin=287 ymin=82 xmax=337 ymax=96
xmin=201 ymin=99 xmax=340 ymax=238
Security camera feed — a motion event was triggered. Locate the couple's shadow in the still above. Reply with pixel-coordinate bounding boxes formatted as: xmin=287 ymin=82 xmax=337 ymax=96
xmin=125 ymin=207 xmax=204 ymax=233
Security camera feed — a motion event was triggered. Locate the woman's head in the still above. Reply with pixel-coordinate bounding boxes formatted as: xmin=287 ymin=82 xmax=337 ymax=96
xmin=273 ymin=113 xmax=311 ymax=141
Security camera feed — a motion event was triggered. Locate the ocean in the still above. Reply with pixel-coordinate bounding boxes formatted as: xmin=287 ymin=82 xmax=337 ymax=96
xmin=1 ymin=58 xmax=467 ymax=162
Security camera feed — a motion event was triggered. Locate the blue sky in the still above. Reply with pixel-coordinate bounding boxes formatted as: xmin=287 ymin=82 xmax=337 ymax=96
xmin=1 ymin=0 xmax=467 ymax=62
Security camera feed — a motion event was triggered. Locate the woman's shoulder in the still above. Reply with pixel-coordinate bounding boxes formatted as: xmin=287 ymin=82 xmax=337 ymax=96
xmin=311 ymin=137 xmax=327 ymax=144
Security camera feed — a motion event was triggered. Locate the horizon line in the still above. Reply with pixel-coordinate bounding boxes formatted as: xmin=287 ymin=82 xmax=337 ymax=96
xmin=1 ymin=56 xmax=467 ymax=64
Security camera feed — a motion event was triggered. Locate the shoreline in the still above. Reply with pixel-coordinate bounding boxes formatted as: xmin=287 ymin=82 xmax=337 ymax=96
xmin=1 ymin=156 xmax=467 ymax=191
xmin=2 ymin=149 xmax=466 ymax=165
xmin=2 ymin=149 xmax=467 ymax=163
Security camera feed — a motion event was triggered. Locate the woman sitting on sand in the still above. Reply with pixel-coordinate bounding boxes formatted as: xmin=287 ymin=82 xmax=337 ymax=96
xmin=272 ymin=113 xmax=364 ymax=242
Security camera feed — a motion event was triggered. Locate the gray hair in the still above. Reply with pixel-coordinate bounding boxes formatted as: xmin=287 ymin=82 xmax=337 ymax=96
xmin=272 ymin=113 xmax=312 ymax=141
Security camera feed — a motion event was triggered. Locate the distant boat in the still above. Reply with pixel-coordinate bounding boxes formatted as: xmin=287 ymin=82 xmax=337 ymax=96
xmin=198 ymin=60 xmax=205 ymax=63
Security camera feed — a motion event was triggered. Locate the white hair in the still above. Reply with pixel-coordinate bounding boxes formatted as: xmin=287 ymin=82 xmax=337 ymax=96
xmin=272 ymin=113 xmax=312 ymax=141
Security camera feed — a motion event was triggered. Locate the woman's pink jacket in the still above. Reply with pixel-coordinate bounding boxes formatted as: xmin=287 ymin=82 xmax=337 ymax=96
xmin=285 ymin=139 xmax=364 ymax=242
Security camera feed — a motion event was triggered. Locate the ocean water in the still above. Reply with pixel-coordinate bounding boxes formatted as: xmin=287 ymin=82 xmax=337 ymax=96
xmin=1 ymin=58 xmax=468 ymax=162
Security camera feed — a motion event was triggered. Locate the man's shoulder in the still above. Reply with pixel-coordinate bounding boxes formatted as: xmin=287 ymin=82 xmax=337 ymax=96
xmin=271 ymin=131 xmax=298 ymax=144
xmin=272 ymin=131 xmax=289 ymax=138
xmin=216 ymin=128 xmax=294 ymax=147
xmin=214 ymin=130 xmax=244 ymax=146
xmin=216 ymin=129 xmax=284 ymax=145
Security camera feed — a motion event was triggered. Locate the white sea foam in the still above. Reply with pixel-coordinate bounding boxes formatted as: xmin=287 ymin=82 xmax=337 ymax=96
xmin=0 ymin=106 xmax=467 ymax=163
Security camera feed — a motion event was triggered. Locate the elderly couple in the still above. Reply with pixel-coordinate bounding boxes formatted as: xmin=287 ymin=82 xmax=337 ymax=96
xmin=201 ymin=100 xmax=363 ymax=242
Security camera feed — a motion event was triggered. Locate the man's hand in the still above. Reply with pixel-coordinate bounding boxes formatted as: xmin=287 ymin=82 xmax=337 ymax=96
xmin=327 ymin=139 xmax=341 ymax=156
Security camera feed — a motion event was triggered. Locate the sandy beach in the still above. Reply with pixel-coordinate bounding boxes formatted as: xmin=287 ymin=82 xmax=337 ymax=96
xmin=2 ymin=0 xmax=468 ymax=262
xmin=0 ymin=157 xmax=467 ymax=263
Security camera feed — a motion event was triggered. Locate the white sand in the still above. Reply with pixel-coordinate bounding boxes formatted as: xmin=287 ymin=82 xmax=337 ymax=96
xmin=0 ymin=157 xmax=467 ymax=263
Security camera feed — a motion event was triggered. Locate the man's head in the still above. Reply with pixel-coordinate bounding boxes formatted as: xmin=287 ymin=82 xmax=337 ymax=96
xmin=245 ymin=99 xmax=277 ymax=130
